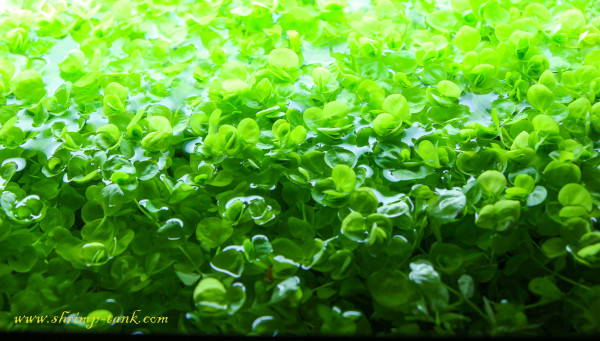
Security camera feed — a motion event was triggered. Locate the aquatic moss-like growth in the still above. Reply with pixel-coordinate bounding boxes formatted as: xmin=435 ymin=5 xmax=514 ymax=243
xmin=1 ymin=0 xmax=600 ymax=336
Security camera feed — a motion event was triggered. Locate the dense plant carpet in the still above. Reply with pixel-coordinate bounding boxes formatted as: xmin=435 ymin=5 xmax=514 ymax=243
xmin=1 ymin=0 xmax=600 ymax=336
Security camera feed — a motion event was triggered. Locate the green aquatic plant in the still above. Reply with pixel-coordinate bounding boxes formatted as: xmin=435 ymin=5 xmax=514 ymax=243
xmin=1 ymin=0 xmax=600 ymax=337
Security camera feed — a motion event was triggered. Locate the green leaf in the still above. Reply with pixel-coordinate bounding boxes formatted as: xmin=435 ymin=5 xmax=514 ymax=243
xmin=268 ymin=48 xmax=299 ymax=69
xmin=456 ymin=149 xmax=507 ymax=176
xmin=427 ymin=190 xmax=466 ymax=223
xmin=558 ymin=183 xmax=592 ymax=212
xmin=417 ymin=140 xmax=440 ymax=168
xmin=526 ymin=186 xmax=547 ymax=206
xmin=332 ymin=164 xmax=356 ymax=193
xmin=477 ymin=170 xmax=506 ymax=198
xmin=10 ymin=69 xmax=45 ymax=101
xmin=541 ymin=238 xmax=568 ymax=258
xmin=532 ymin=114 xmax=559 ymax=135
xmin=368 ymin=269 xmax=417 ymax=309
xmin=196 ymin=218 xmax=233 ymax=248
xmin=373 ymin=113 xmax=400 ymax=136
xmin=193 ymin=277 xmax=229 ymax=316
xmin=349 ymin=188 xmax=379 ymax=214
xmin=325 ymin=148 xmax=358 ymax=168
xmin=476 ymin=200 xmax=521 ymax=232
xmin=458 ymin=274 xmax=475 ymax=299
xmin=237 ymin=118 xmax=260 ymax=145
xmin=382 ymin=94 xmax=410 ymax=121
xmin=429 ymin=242 xmax=464 ymax=273
xmin=210 ymin=247 xmax=245 ymax=278
xmin=341 ymin=211 xmax=367 ymax=243
xmin=528 ymin=277 xmax=562 ymax=302
xmin=454 ymin=25 xmax=481 ymax=52
xmin=59 ymin=50 xmax=86 ymax=74
xmin=527 ymin=84 xmax=554 ymax=111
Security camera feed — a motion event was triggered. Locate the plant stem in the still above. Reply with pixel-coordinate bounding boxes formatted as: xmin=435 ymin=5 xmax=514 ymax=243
xmin=178 ymin=245 xmax=202 ymax=274
xmin=133 ymin=197 xmax=161 ymax=228
xmin=444 ymin=284 xmax=490 ymax=325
